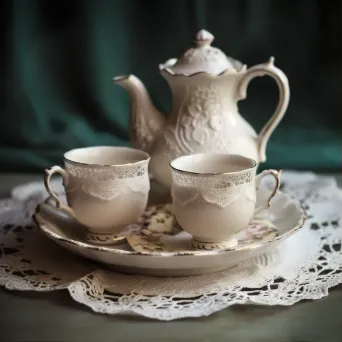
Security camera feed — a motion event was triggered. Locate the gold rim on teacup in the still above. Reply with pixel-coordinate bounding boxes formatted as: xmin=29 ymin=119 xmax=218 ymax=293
xmin=170 ymin=153 xmax=257 ymax=176
xmin=63 ymin=146 xmax=150 ymax=168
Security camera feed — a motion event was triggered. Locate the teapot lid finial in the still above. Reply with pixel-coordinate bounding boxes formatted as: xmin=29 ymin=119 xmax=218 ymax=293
xmin=195 ymin=29 xmax=214 ymax=46
xmin=159 ymin=29 xmax=237 ymax=76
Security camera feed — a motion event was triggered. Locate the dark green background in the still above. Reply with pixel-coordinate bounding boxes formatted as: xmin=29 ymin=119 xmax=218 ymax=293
xmin=2 ymin=0 xmax=341 ymax=172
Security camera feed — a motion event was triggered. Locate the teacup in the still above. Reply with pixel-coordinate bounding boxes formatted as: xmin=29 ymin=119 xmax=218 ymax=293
xmin=44 ymin=146 xmax=150 ymax=245
xmin=170 ymin=153 xmax=281 ymax=249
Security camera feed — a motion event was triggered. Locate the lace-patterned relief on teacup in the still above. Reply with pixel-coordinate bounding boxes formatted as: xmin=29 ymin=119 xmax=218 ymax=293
xmin=64 ymin=162 xmax=150 ymax=201
xmin=171 ymin=169 xmax=255 ymax=208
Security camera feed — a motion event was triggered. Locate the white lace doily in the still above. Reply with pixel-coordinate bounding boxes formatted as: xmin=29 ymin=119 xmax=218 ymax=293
xmin=1 ymin=171 xmax=342 ymax=321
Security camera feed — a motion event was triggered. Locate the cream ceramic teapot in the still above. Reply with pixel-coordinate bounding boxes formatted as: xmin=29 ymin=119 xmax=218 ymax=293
xmin=113 ymin=29 xmax=290 ymax=189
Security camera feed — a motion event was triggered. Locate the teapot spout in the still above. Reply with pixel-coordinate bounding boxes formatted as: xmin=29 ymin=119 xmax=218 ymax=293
xmin=113 ymin=75 xmax=165 ymax=152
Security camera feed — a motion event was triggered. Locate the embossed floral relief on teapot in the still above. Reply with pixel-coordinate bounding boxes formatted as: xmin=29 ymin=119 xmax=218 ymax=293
xmin=113 ymin=29 xmax=290 ymax=189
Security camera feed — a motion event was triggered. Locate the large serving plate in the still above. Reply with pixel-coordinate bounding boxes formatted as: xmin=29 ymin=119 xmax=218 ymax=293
xmin=33 ymin=187 xmax=306 ymax=277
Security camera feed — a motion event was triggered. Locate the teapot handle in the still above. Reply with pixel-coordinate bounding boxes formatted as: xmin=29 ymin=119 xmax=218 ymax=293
xmin=237 ymin=57 xmax=290 ymax=162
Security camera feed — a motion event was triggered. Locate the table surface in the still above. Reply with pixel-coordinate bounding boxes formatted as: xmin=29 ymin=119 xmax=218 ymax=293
xmin=1 ymin=172 xmax=342 ymax=342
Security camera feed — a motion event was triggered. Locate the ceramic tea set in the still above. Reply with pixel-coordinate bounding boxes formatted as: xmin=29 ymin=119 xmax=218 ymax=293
xmin=34 ymin=30 xmax=305 ymax=277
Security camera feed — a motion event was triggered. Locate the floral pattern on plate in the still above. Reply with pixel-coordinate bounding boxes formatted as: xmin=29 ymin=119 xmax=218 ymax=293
xmin=127 ymin=204 xmax=278 ymax=253
xmin=236 ymin=218 xmax=278 ymax=245
xmin=126 ymin=204 xmax=183 ymax=253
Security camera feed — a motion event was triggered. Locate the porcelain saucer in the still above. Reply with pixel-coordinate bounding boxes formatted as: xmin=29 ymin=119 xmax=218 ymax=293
xmin=33 ymin=187 xmax=306 ymax=277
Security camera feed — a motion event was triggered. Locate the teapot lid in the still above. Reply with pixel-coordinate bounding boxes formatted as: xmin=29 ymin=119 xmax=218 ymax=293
xmin=160 ymin=29 xmax=237 ymax=76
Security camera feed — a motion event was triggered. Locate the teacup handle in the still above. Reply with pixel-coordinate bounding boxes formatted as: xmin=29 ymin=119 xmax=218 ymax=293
xmin=44 ymin=166 xmax=76 ymax=218
xmin=254 ymin=169 xmax=282 ymax=216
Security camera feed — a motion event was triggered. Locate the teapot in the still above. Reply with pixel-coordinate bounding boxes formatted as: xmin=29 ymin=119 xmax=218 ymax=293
xmin=113 ymin=29 xmax=290 ymax=189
